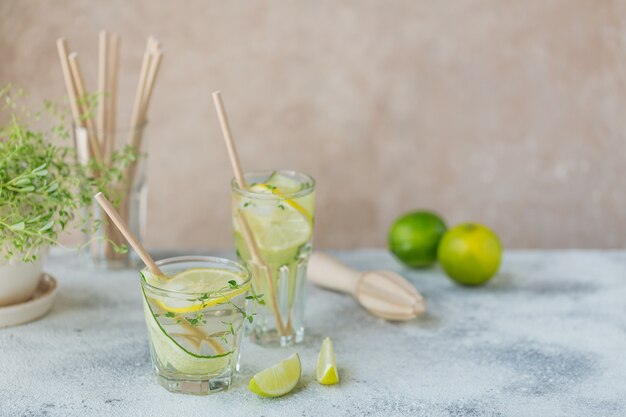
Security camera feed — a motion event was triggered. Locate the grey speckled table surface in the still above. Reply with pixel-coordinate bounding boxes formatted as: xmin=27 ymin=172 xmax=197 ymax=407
xmin=1 ymin=249 xmax=625 ymax=417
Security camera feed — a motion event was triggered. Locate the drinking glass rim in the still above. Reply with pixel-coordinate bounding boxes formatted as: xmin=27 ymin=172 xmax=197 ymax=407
xmin=231 ymin=169 xmax=315 ymax=200
xmin=139 ymin=255 xmax=251 ymax=298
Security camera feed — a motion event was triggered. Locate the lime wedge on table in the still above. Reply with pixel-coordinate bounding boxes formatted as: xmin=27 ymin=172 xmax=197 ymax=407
xmin=144 ymin=268 xmax=249 ymax=314
xmin=317 ymin=337 xmax=339 ymax=385
xmin=248 ymin=353 xmax=302 ymax=397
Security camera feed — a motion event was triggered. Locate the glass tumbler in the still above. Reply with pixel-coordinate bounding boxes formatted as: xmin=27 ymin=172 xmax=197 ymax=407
xmin=231 ymin=170 xmax=315 ymax=347
xmin=139 ymin=256 xmax=251 ymax=395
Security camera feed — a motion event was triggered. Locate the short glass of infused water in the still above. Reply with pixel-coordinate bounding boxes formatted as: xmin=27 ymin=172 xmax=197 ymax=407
xmin=139 ymin=256 xmax=251 ymax=395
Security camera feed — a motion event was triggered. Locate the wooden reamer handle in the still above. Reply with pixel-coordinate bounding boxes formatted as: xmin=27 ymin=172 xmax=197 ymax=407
xmin=308 ymin=252 xmax=362 ymax=295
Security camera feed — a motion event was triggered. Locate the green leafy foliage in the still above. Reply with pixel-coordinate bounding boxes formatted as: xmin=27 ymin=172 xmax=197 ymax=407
xmin=0 ymin=86 xmax=80 ymax=261
xmin=0 ymin=85 xmax=138 ymax=261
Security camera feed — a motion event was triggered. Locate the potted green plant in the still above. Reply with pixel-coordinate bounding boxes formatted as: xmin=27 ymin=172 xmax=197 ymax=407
xmin=0 ymin=86 xmax=85 ymax=306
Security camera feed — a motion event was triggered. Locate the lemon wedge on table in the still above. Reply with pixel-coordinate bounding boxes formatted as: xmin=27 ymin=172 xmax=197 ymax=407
xmin=248 ymin=353 xmax=302 ymax=397
xmin=143 ymin=268 xmax=250 ymax=314
xmin=317 ymin=337 xmax=339 ymax=385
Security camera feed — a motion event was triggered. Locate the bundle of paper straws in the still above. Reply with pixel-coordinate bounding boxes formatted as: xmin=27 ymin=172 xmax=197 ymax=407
xmin=56 ymin=31 xmax=162 ymax=171
xmin=56 ymin=31 xmax=163 ymax=262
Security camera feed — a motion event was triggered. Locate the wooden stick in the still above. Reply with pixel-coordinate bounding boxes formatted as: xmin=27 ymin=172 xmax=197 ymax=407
xmin=236 ymin=211 xmax=263 ymax=266
xmin=106 ymin=33 xmax=121 ymax=165
xmin=128 ymin=51 xmax=152 ymax=136
xmin=147 ymin=36 xmax=160 ymax=52
xmin=73 ymin=124 xmax=91 ymax=166
xmin=125 ymin=46 xmax=163 ymax=201
xmin=55 ymin=39 xmax=82 ymax=131
xmin=123 ymin=50 xmax=152 ymax=195
xmin=67 ymin=53 xmax=103 ymax=164
xmin=123 ymin=47 xmax=162 ymax=201
xmin=139 ymin=49 xmax=162 ymax=127
xmin=103 ymin=216 xmax=128 ymax=263
xmin=236 ymin=210 xmax=287 ymax=336
xmin=120 ymin=48 xmax=152 ymax=200
xmin=94 ymin=192 xmax=163 ymax=276
xmin=97 ymin=30 xmax=109 ymax=150
xmin=212 ymin=91 xmax=246 ymax=188
xmin=98 ymin=191 xmax=224 ymax=353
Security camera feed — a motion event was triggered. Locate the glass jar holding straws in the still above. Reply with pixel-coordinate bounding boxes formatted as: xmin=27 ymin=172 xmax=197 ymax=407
xmin=74 ymin=123 xmax=148 ymax=268
xmin=57 ymin=32 xmax=162 ymax=268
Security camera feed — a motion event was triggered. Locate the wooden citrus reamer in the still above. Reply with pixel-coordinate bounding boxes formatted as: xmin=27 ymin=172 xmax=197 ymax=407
xmin=211 ymin=91 xmax=289 ymax=337
xmin=308 ymin=252 xmax=426 ymax=321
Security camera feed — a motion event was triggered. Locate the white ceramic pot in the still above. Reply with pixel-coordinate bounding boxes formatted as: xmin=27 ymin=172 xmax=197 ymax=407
xmin=0 ymin=248 xmax=47 ymax=307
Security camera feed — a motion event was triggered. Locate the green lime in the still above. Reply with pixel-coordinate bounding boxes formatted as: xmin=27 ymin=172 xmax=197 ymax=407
xmin=388 ymin=210 xmax=447 ymax=268
xmin=437 ymin=223 xmax=502 ymax=286
xmin=248 ymin=353 xmax=302 ymax=397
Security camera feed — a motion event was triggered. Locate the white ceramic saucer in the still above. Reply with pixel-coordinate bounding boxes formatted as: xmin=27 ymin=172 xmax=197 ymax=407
xmin=0 ymin=274 xmax=58 ymax=328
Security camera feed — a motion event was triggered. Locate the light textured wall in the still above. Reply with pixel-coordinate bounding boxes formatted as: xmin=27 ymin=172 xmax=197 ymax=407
xmin=1 ymin=0 xmax=626 ymax=250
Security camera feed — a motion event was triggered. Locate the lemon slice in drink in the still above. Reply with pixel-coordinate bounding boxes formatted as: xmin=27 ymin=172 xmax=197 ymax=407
xmin=248 ymin=353 xmax=302 ymax=397
xmin=145 ymin=268 xmax=250 ymax=314
xmin=242 ymin=198 xmax=313 ymax=256
xmin=316 ymin=337 xmax=339 ymax=385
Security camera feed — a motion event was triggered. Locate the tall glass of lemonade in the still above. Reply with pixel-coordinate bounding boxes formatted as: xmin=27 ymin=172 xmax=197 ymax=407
xmin=231 ymin=170 xmax=315 ymax=346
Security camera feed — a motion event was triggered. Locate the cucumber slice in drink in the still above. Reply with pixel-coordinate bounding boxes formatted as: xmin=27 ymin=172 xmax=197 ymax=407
xmin=142 ymin=295 xmax=233 ymax=375
xmin=140 ymin=267 xmax=247 ymax=377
